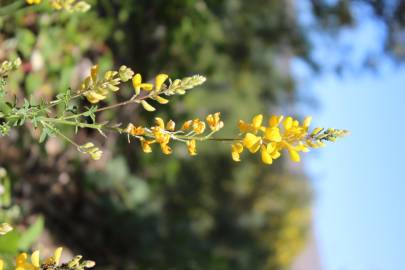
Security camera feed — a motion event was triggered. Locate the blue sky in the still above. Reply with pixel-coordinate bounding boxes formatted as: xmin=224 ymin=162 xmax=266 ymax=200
xmin=294 ymin=2 xmax=405 ymax=269
xmin=305 ymin=64 xmax=405 ymax=270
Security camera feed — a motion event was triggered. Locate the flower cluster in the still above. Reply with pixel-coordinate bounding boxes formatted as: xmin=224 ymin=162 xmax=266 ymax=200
xmin=165 ymin=75 xmax=207 ymax=95
xmin=125 ymin=112 xmax=224 ymax=156
xmin=133 ymin=73 xmax=206 ymax=112
xmin=0 ymin=58 xmax=21 ymax=78
xmin=78 ymin=142 xmax=103 ymax=160
xmin=79 ymin=65 xmax=206 ymax=113
xmin=232 ymin=115 xmax=348 ymax=164
xmin=26 ymin=0 xmax=91 ymax=12
xmin=0 ymin=247 xmax=95 ymax=270
xmin=0 ymin=59 xmax=347 ymax=164
xmin=80 ymin=65 xmax=129 ymax=104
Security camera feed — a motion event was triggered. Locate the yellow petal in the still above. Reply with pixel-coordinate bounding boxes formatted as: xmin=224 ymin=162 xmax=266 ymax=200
xmin=269 ymin=115 xmax=283 ymax=127
xmin=166 ymin=120 xmax=176 ymax=131
xmin=31 ymin=250 xmax=40 ymax=267
xmin=16 ymin=253 xmax=28 ymax=266
xmin=83 ymin=91 xmax=106 ymax=104
xmin=264 ymin=127 xmax=282 ymax=142
xmin=283 ymin=116 xmax=293 ymax=130
xmin=288 ymin=149 xmax=300 ymax=162
xmin=154 ymin=117 xmax=165 ymax=129
xmin=187 ymin=139 xmax=197 ymax=156
xmin=141 ymin=100 xmax=156 ymax=111
xmin=192 ymin=119 xmax=206 ymax=134
xmin=140 ymin=83 xmax=154 ymax=91
xmin=0 ymin=259 xmax=3 ymax=270
xmin=243 ymin=133 xmax=261 ymax=153
xmin=140 ymin=139 xmax=152 ymax=153
xmin=238 ymin=120 xmax=251 ymax=133
xmin=234 ymin=142 xmax=244 ymax=153
xmin=252 ymin=114 xmax=263 ymax=130
xmin=132 ymin=73 xmax=142 ymax=95
xmin=231 ymin=143 xmax=244 ymax=162
xmin=266 ymin=142 xmax=276 ymax=153
xmin=90 ymin=65 xmax=98 ymax=82
xmin=231 ymin=150 xmax=241 ymax=162
xmin=155 ymin=74 xmax=169 ymax=91
xmin=160 ymin=143 xmax=172 ymax=155
xmin=54 ymin=247 xmax=63 ymax=265
xmin=181 ymin=120 xmax=193 ymax=130
xmin=132 ymin=73 xmax=142 ymax=86
xmin=297 ymin=142 xmax=310 ymax=152
xmin=261 ymin=146 xmax=273 ymax=165
xmin=271 ymin=151 xmax=281 ymax=159
xmin=303 ymin=116 xmax=312 ymax=128
xmin=154 ymin=95 xmax=169 ymax=104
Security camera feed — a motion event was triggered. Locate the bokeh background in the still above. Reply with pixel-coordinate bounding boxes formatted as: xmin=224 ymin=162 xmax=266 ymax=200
xmin=1 ymin=0 xmax=404 ymax=269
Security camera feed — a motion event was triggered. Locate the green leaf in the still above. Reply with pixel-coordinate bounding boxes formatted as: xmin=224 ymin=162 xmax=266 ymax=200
xmin=18 ymin=216 xmax=44 ymax=250
xmin=0 ymin=230 xmax=20 ymax=253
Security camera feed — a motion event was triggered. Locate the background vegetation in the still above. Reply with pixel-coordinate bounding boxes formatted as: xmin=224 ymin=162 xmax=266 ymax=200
xmin=1 ymin=0 xmax=404 ymax=269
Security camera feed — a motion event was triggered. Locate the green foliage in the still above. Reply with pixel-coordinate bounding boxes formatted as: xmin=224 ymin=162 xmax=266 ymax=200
xmin=0 ymin=216 xmax=44 ymax=253
xmin=0 ymin=1 xmax=316 ymax=269
xmin=0 ymin=168 xmax=44 ymax=264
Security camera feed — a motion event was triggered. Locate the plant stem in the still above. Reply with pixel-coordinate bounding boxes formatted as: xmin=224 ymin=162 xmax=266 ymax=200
xmin=41 ymin=121 xmax=80 ymax=148
xmin=61 ymin=93 xmax=150 ymax=121
xmin=40 ymin=117 xmax=103 ymax=129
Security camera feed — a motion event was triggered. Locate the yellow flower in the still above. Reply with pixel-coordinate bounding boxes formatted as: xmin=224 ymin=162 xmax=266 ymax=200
xmin=181 ymin=120 xmax=193 ymax=131
xmin=31 ymin=251 xmax=40 ymax=268
xmin=243 ymin=133 xmax=261 ymax=153
xmin=26 ymin=0 xmax=41 ymax=4
xmin=160 ymin=143 xmax=172 ymax=155
xmin=0 ymin=259 xmax=4 ymax=270
xmin=187 ymin=139 xmax=197 ymax=156
xmin=234 ymin=114 xmax=347 ymax=165
xmin=154 ymin=117 xmax=165 ymax=129
xmin=125 ymin=123 xmax=145 ymax=136
xmin=83 ymin=91 xmax=106 ymax=104
xmin=238 ymin=114 xmax=263 ymax=133
xmin=238 ymin=120 xmax=251 ymax=133
xmin=303 ymin=116 xmax=312 ymax=128
xmin=15 ymin=252 xmax=37 ymax=270
xmin=288 ymin=148 xmax=301 ymax=162
xmin=264 ymin=126 xmax=282 ymax=142
xmin=79 ymin=143 xmax=103 ymax=160
xmin=252 ymin=114 xmax=263 ymax=131
xmin=50 ymin=0 xmax=91 ymax=12
xmin=154 ymin=95 xmax=169 ymax=104
xmin=206 ymin=112 xmax=224 ymax=132
xmin=81 ymin=65 xmax=121 ymax=104
xmin=140 ymin=138 xmax=153 ymax=153
xmin=155 ymin=74 xmax=169 ymax=91
xmin=52 ymin=247 xmax=63 ymax=265
xmin=132 ymin=73 xmax=154 ymax=95
xmin=268 ymin=115 xmax=284 ymax=127
xmin=231 ymin=143 xmax=244 ymax=162
xmin=166 ymin=120 xmax=176 ymax=131
xmin=261 ymin=146 xmax=273 ymax=165
xmin=151 ymin=127 xmax=170 ymax=145
xmin=192 ymin=119 xmax=206 ymax=134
